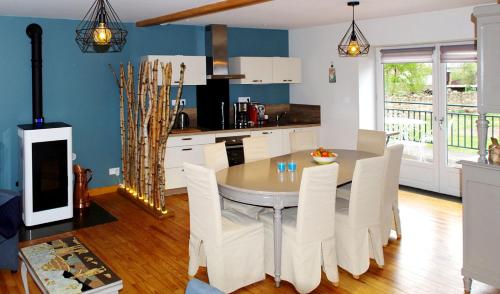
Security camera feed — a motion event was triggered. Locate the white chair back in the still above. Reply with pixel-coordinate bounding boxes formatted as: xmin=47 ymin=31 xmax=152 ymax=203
xmin=357 ymin=129 xmax=386 ymax=155
xmin=383 ymin=144 xmax=404 ymax=209
xmin=243 ymin=136 xmax=270 ymax=163
xmin=184 ymin=163 xmax=223 ymax=248
xmin=348 ymin=156 xmax=387 ymax=228
xmin=290 ymin=131 xmax=318 ymax=152
xmin=204 ymin=142 xmax=229 ymax=172
xmin=296 ymin=163 xmax=339 ymax=244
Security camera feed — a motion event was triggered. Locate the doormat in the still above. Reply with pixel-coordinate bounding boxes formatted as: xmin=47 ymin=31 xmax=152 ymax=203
xmin=20 ymin=202 xmax=117 ymax=241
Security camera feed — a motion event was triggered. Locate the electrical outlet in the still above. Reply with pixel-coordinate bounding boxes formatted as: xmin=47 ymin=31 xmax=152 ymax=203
xmin=72 ymin=153 xmax=77 ymax=161
xmin=238 ymin=97 xmax=251 ymax=103
xmin=172 ymin=99 xmax=186 ymax=106
xmin=109 ymin=167 xmax=120 ymax=176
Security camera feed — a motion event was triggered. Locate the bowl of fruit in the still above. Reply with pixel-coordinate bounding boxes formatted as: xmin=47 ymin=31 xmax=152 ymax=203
xmin=310 ymin=147 xmax=337 ymax=164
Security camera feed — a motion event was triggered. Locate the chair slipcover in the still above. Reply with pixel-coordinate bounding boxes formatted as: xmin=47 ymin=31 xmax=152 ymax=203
xmin=203 ymin=142 xmax=229 ymax=172
xmin=184 ymin=163 xmax=265 ymax=293
xmin=203 ymin=142 xmax=265 ymax=219
xmin=260 ymin=164 xmax=340 ymax=293
xmin=381 ymin=144 xmax=404 ymax=245
xmin=242 ymin=136 xmax=270 ymax=163
xmin=357 ymin=129 xmax=386 ymax=155
xmin=289 ymin=131 xmax=318 ymax=153
xmin=335 ymin=156 xmax=386 ymax=277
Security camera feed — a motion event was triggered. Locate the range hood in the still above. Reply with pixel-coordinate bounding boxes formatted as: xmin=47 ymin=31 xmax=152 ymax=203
xmin=205 ymin=24 xmax=245 ymax=80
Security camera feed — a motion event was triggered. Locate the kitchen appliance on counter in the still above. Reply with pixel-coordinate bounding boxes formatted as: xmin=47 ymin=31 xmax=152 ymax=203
xmin=256 ymin=103 xmax=266 ymax=124
xmin=234 ymin=102 xmax=249 ymax=128
xmin=247 ymin=103 xmax=258 ymax=126
xmin=216 ymin=135 xmax=250 ymax=166
xmin=175 ymin=104 xmax=190 ymax=129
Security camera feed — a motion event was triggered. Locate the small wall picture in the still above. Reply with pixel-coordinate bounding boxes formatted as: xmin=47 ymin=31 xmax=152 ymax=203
xmin=329 ymin=63 xmax=336 ymax=83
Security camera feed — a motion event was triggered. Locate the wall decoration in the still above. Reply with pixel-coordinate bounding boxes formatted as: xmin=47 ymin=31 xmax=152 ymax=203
xmin=329 ymin=62 xmax=336 ymax=83
xmin=110 ymin=60 xmax=185 ymax=218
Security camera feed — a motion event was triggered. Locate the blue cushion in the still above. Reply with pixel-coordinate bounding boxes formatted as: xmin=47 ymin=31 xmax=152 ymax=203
xmin=185 ymin=279 xmax=224 ymax=294
xmin=0 ymin=190 xmax=21 ymax=239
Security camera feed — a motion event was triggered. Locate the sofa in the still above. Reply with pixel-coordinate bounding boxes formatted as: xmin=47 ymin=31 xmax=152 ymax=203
xmin=0 ymin=189 xmax=22 ymax=272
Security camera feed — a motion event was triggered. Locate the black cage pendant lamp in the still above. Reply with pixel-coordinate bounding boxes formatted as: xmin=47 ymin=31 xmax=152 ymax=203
xmin=75 ymin=0 xmax=127 ymax=53
xmin=338 ymin=1 xmax=369 ymax=57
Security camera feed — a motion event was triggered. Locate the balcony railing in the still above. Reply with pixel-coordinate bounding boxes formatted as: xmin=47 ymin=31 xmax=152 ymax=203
xmin=384 ymin=101 xmax=500 ymax=150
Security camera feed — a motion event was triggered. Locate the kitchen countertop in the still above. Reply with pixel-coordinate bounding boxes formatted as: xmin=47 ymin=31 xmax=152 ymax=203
xmin=169 ymin=122 xmax=320 ymax=137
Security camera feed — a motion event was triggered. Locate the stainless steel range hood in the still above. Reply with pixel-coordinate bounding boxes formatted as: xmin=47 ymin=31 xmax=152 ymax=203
xmin=205 ymin=24 xmax=245 ymax=80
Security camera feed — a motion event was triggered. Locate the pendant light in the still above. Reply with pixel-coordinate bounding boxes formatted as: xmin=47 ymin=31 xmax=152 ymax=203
xmin=338 ymin=1 xmax=369 ymax=57
xmin=75 ymin=0 xmax=127 ymax=53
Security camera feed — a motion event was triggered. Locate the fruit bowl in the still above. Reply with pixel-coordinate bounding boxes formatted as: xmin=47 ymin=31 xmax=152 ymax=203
xmin=312 ymin=155 xmax=337 ymax=164
xmin=310 ymin=147 xmax=337 ymax=164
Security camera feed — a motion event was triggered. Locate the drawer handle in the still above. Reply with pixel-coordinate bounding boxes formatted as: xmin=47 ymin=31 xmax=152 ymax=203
xmin=174 ymin=80 xmax=180 ymax=83
xmin=252 ymin=79 xmax=262 ymax=83
xmin=182 ymin=138 xmax=193 ymax=141
xmin=262 ymin=132 xmax=270 ymax=134
xmin=182 ymin=148 xmax=193 ymax=151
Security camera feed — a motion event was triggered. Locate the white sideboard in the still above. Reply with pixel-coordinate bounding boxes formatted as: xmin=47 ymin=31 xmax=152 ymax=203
xmin=460 ymin=160 xmax=500 ymax=293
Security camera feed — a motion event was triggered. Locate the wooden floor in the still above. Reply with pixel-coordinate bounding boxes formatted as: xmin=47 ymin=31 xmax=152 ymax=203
xmin=1 ymin=188 xmax=500 ymax=294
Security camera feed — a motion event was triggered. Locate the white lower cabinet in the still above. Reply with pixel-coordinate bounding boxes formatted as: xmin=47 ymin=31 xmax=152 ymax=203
xmin=165 ymin=134 xmax=215 ymax=189
xmin=250 ymin=129 xmax=284 ymax=157
xmin=164 ymin=127 xmax=319 ymax=190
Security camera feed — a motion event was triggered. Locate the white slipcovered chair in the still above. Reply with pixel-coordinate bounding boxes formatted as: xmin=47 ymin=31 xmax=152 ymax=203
xmin=243 ymin=136 xmax=270 ymax=163
xmin=203 ymin=142 xmax=229 ymax=172
xmin=259 ymin=163 xmax=340 ymax=293
xmin=184 ymin=163 xmax=265 ymax=293
xmin=381 ymin=144 xmax=404 ymax=244
xmin=357 ymin=129 xmax=386 ymax=155
xmin=203 ymin=142 xmax=265 ymax=220
xmin=289 ymin=131 xmax=318 ymax=152
xmin=335 ymin=156 xmax=386 ymax=278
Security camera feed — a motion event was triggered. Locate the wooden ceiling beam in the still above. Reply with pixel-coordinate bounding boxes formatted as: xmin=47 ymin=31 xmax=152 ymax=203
xmin=136 ymin=0 xmax=272 ymax=27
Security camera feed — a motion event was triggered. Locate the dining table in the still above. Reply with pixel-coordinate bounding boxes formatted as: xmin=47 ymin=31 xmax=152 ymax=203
xmin=215 ymin=149 xmax=378 ymax=287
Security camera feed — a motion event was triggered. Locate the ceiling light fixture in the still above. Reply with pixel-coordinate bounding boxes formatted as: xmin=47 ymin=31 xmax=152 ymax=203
xmin=76 ymin=0 xmax=127 ymax=53
xmin=338 ymin=1 xmax=369 ymax=57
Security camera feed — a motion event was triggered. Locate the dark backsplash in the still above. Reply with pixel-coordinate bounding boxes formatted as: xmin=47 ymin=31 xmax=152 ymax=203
xmin=174 ymin=103 xmax=320 ymax=129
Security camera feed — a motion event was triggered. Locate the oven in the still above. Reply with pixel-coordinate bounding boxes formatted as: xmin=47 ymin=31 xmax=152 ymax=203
xmin=216 ymin=135 xmax=249 ymax=166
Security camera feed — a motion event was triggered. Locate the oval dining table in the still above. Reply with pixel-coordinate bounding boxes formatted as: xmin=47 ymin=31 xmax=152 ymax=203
xmin=215 ymin=149 xmax=378 ymax=287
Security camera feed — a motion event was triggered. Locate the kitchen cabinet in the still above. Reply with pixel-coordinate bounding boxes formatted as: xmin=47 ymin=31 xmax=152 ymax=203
xmin=272 ymin=57 xmax=302 ymax=84
xmin=164 ymin=133 xmax=215 ymax=189
xmin=229 ymin=57 xmax=273 ymax=84
xmin=474 ymin=5 xmax=500 ymax=114
xmin=459 ymin=160 xmax=500 ymax=292
xmin=250 ymin=129 xmax=284 ymax=157
xmin=282 ymin=127 xmax=320 ymax=154
xmin=229 ymin=57 xmax=302 ymax=85
xmin=142 ymin=55 xmax=206 ymax=86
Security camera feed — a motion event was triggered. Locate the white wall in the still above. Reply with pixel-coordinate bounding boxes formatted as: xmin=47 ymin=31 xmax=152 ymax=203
xmin=290 ymin=6 xmax=477 ymax=148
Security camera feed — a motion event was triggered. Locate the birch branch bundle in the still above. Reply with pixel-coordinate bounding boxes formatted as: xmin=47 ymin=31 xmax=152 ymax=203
xmin=110 ymin=60 xmax=185 ymax=215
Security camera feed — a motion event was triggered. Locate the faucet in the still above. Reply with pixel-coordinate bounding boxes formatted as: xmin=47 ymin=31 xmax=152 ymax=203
xmin=275 ymin=111 xmax=287 ymax=125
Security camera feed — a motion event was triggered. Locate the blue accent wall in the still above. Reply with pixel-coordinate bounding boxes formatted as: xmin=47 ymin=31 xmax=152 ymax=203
xmin=0 ymin=16 xmax=288 ymax=189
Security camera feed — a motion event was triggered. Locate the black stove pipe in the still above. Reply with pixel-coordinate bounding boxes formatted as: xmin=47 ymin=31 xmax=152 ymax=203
xmin=26 ymin=23 xmax=44 ymax=126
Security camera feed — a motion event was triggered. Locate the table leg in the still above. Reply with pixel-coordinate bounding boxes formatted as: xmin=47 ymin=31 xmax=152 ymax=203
xmin=21 ymin=261 xmax=29 ymax=294
xmin=463 ymin=276 xmax=472 ymax=293
xmin=273 ymin=207 xmax=283 ymax=287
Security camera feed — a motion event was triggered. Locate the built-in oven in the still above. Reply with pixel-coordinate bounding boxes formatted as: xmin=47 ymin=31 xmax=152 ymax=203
xmin=215 ymin=135 xmax=249 ymax=166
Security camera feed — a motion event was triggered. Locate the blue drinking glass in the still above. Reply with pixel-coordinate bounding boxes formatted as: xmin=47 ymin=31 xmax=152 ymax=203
xmin=277 ymin=161 xmax=286 ymax=173
xmin=287 ymin=161 xmax=297 ymax=172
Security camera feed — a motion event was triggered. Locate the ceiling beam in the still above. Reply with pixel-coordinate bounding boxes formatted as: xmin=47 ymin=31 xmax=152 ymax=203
xmin=136 ymin=0 xmax=272 ymax=27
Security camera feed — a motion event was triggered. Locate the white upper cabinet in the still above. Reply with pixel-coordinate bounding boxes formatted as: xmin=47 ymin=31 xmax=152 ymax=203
xmin=141 ymin=55 xmax=206 ymax=86
xmin=474 ymin=4 xmax=500 ymax=114
xmin=272 ymin=57 xmax=302 ymax=84
xmin=229 ymin=57 xmax=274 ymax=84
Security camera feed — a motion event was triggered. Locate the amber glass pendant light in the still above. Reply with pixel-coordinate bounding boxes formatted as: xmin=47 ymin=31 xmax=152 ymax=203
xmin=76 ymin=0 xmax=127 ymax=53
xmin=338 ymin=1 xmax=370 ymax=57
